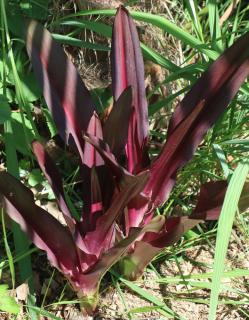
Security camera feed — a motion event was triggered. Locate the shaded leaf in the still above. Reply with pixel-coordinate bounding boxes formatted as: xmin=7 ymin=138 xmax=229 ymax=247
xmin=25 ymin=20 xmax=96 ymax=161
xmin=190 ymin=181 xmax=227 ymax=220
xmin=83 ymin=133 xmax=132 ymax=184
xmin=10 ymin=112 xmax=35 ymax=155
xmin=32 ymin=141 xmax=75 ymax=231
xmin=103 ymin=86 xmax=133 ymax=158
xmin=0 ymin=171 xmax=81 ymax=280
xmin=28 ymin=168 xmax=44 ymax=187
xmin=19 ymin=73 xmax=41 ymax=102
xmin=111 ymin=6 xmax=149 ymax=173
xmin=76 ymin=171 xmax=149 ymax=257
xmin=146 ymin=31 xmax=249 ymax=205
xmin=0 ymin=95 xmax=11 ymax=123
xmin=238 ymin=181 xmax=249 ymax=213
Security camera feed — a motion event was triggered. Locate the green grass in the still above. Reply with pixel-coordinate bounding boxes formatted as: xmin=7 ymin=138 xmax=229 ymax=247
xmin=208 ymin=163 xmax=249 ymax=320
xmin=0 ymin=0 xmax=34 ymax=291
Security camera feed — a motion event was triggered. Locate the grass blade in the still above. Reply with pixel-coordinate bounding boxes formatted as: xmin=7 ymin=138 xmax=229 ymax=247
xmin=208 ymin=163 xmax=249 ymax=320
xmin=52 ymin=33 xmax=110 ymax=51
xmin=1 ymin=209 xmax=15 ymax=288
xmin=110 ymin=270 xmax=183 ymax=319
xmin=212 ymin=143 xmax=230 ymax=178
xmin=185 ymin=0 xmax=204 ymax=41
xmin=58 ymin=8 xmax=218 ymax=59
xmin=59 ymin=19 xmax=180 ymax=73
xmin=207 ymin=0 xmax=223 ymax=51
xmin=1 ymin=0 xmax=34 ymax=292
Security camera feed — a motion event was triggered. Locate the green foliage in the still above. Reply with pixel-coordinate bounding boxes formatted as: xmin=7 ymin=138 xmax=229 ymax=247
xmin=28 ymin=168 xmax=44 ymax=187
xmin=0 ymin=95 xmax=11 ymax=123
xmin=209 ymin=163 xmax=249 ymax=320
xmin=19 ymin=0 xmax=49 ymax=20
xmin=0 ymin=285 xmax=20 ymax=314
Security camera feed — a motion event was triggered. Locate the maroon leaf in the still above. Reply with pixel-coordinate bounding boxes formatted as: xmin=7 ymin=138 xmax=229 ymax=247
xmin=32 ymin=141 xmax=75 ymax=231
xmin=145 ymin=31 xmax=249 ymax=206
xmin=83 ymin=133 xmax=151 ymax=233
xmin=239 ymin=181 xmax=249 ymax=212
xmin=121 ymin=179 xmax=228 ymax=280
xmin=0 ymin=171 xmax=81 ymax=280
xmin=103 ymin=86 xmax=133 ymax=158
xmin=75 ymin=171 xmax=149 ymax=257
xmin=111 ymin=6 xmax=149 ymax=173
xmin=168 ymin=31 xmax=249 ymax=137
xmin=190 ymin=181 xmax=227 ymax=220
xmin=78 ymin=166 xmax=105 ymax=236
xmin=76 ymin=227 xmax=142 ymax=314
xmin=80 ymin=112 xmax=108 ymax=234
xmin=122 ymin=216 xmax=202 ymax=280
xmin=125 ymin=192 xmax=150 ymax=235
xmin=144 ymin=100 xmax=206 ymax=206
xmin=83 ymin=112 xmax=104 ymax=168
xmin=25 ymin=20 xmax=96 ymax=161
xmin=83 ymin=133 xmax=132 ymax=184
xmin=76 ymin=216 xmax=165 ymax=313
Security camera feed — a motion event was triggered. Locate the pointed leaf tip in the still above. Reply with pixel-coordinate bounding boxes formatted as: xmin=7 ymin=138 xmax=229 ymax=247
xmin=0 ymin=171 xmax=81 ymax=279
xmin=112 ymin=6 xmax=149 ymax=173
xmin=146 ymin=31 xmax=249 ymax=206
xmin=25 ymin=20 xmax=96 ymax=162
xmin=32 ymin=141 xmax=75 ymax=231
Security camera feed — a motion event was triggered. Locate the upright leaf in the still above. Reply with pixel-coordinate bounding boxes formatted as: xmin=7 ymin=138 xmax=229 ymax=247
xmin=111 ymin=6 xmax=149 ymax=174
xmin=103 ymin=86 xmax=133 ymax=158
xmin=145 ymin=31 xmax=249 ymax=206
xmin=76 ymin=171 xmax=149 ymax=257
xmin=25 ymin=20 xmax=96 ymax=161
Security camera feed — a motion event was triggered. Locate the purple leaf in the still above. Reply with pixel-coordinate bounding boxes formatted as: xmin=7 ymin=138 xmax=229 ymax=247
xmin=189 ymin=181 xmax=227 ymax=220
xmin=76 ymin=171 xmax=149 ymax=257
xmin=0 ymin=171 xmax=82 ymax=280
xmin=121 ymin=180 xmax=228 ymax=280
xmin=83 ymin=112 xmax=104 ymax=168
xmin=122 ymin=216 xmax=203 ymax=280
xmin=78 ymin=166 xmax=105 ymax=235
xmin=25 ymin=20 xmax=96 ymax=161
xmin=76 ymin=227 xmax=142 ymax=314
xmin=103 ymin=86 xmax=133 ymax=158
xmin=144 ymin=100 xmax=206 ymax=206
xmin=83 ymin=133 xmax=151 ymax=233
xmin=111 ymin=6 xmax=149 ymax=173
xmin=76 ymin=216 xmax=166 ymax=313
xmin=80 ymin=112 xmax=109 ymax=234
xmin=145 ymin=31 xmax=249 ymax=206
xmin=32 ymin=141 xmax=75 ymax=231
xmin=83 ymin=133 xmax=132 ymax=184
xmin=168 ymin=32 xmax=249 ymax=136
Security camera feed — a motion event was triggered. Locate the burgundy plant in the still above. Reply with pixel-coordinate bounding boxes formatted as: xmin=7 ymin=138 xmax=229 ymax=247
xmin=1 ymin=6 xmax=249 ymax=314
